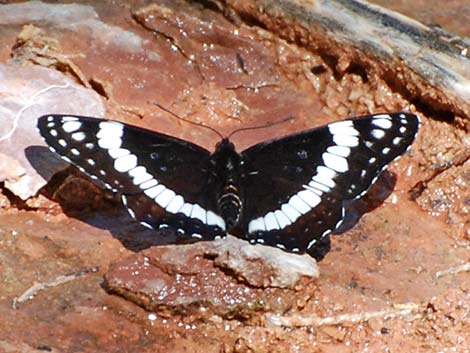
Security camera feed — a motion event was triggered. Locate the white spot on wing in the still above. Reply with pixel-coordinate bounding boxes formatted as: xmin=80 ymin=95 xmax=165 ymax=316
xmin=108 ymin=148 xmax=130 ymax=159
xmin=207 ymin=211 xmax=226 ymax=230
xmin=333 ymin=135 xmax=359 ymax=147
xmin=305 ymin=185 xmax=322 ymax=196
xmin=140 ymin=221 xmax=154 ymax=229
xmin=190 ymin=204 xmax=207 ymax=224
xmin=327 ymin=145 xmax=350 ymax=157
xmin=114 ymin=154 xmax=137 ymax=172
xmin=62 ymin=121 xmax=82 ymax=132
xmin=382 ymin=147 xmax=391 ymax=154
xmin=372 ymin=118 xmax=393 ymax=129
xmin=98 ymin=137 xmax=121 ymax=149
xmin=274 ymin=210 xmax=291 ymax=228
xmin=308 ymin=180 xmax=330 ymax=192
xmin=122 ymin=195 xmax=135 ymax=218
xmin=62 ymin=116 xmax=79 ymax=122
xmin=129 ymin=166 xmax=153 ymax=185
xmin=97 ymin=121 xmax=124 ymax=149
xmin=58 ymin=139 xmax=67 ymax=147
xmin=307 ymin=238 xmax=317 ymax=249
xmin=179 ymin=203 xmax=193 ymax=217
xmin=297 ymin=189 xmax=321 ymax=208
xmin=144 ymin=184 xmax=166 ymax=199
xmin=281 ymin=203 xmax=301 ymax=222
xmin=288 ymin=195 xmax=310 ymax=214
xmin=373 ymin=114 xmax=392 ymax=120
xmin=264 ymin=212 xmax=279 ymax=231
xmin=50 ymin=129 xmax=58 ymax=137
xmin=322 ymin=152 xmax=349 ymax=173
xmin=328 ymin=121 xmax=359 ymax=136
xmin=97 ymin=121 xmax=124 ymax=139
xmin=313 ymin=166 xmax=336 ymax=188
xmin=165 ymin=194 xmax=184 ymax=213
xmin=140 ymin=179 xmax=158 ymax=189
xmin=371 ymin=129 xmax=385 ymax=139
xmin=248 ymin=217 xmax=266 ymax=233
xmin=62 ymin=121 xmax=82 ymax=133
xmin=126 ymin=207 xmax=136 ymax=219
xmin=71 ymin=132 xmax=86 ymax=141
xmin=155 ymin=189 xmax=176 ymax=208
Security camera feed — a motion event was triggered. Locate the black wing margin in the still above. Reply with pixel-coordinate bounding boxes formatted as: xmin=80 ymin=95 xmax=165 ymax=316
xmin=37 ymin=115 xmax=226 ymax=240
xmin=240 ymin=113 xmax=419 ymax=252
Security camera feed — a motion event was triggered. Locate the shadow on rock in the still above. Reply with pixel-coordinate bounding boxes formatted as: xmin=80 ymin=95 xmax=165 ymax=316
xmin=28 ymin=145 xmax=397 ymax=260
xmin=335 ymin=170 xmax=397 ymax=234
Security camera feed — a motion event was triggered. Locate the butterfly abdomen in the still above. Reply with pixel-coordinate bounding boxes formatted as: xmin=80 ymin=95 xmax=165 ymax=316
xmin=218 ymin=183 xmax=242 ymax=229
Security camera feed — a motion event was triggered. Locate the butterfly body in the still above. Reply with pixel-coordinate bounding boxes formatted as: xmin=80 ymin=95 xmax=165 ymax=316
xmin=210 ymin=138 xmax=243 ymax=230
xmin=38 ymin=113 xmax=419 ymax=253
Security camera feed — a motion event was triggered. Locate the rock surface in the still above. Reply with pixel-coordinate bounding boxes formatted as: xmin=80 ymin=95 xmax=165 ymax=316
xmin=104 ymin=236 xmax=318 ymax=318
xmin=1 ymin=1 xmax=470 ymax=352
xmin=0 ymin=63 xmax=104 ymax=199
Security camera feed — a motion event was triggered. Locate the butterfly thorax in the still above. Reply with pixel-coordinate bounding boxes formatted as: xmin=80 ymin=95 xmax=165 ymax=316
xmin=211 ymin=138 xmax=243 ymax=229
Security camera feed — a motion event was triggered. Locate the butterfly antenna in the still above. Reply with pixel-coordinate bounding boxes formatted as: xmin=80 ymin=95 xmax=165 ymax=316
xmin=154 ymin=102 xmax=224 ymax=140
xmin=228 ymin=116 xmax=295 ymax=139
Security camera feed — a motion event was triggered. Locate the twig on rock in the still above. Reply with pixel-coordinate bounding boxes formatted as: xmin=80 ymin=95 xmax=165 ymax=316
xmin=12 ymin=266 xmax=99 ymax=309
xmin=266 ymin=302 xmax=424 ymax=328
xmin=436 ymin=262 xmax=470 ymax=278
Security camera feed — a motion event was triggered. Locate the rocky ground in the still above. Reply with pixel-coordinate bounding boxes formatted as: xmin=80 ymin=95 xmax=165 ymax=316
xmin=1 ymin=1 xmax=470 ymax=352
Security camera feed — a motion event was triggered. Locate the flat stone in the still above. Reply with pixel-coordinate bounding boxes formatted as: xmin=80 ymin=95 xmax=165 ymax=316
xmin=210 ymin=236 xmax=319 ymax=288
xmin=104 ymin=236 xmax=318 ymax=319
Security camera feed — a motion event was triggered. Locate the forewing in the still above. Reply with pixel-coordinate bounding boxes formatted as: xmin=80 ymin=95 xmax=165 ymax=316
xmin=240 ymin=113 xmax=419 ymax=252
xmin=37 ymin=115 xmax=226 ymax=239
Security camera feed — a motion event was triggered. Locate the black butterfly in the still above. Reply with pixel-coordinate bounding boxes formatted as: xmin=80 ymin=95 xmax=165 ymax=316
xmin=37 ymin=113 xmax=419 ymax=253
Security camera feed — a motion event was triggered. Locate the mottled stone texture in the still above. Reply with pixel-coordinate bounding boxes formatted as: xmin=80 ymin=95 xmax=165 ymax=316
xmin=1 ymin=0 xmax=470 ymax=352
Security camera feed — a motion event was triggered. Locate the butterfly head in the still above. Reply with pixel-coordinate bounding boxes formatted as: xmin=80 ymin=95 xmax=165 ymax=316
xmin=214 ymin=138 xmax=236 ymax=153
xmin=211 ymin=138 xmax=240 ymax=173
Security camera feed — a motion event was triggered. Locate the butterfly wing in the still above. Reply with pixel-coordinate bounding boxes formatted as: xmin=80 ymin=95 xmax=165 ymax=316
xmin=37 ymin=115 xmax=226 ymax=239
xmin=240 ymin=113 xmax=419 ymax=252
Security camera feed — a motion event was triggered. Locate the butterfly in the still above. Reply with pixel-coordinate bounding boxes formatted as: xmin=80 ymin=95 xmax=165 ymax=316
xmin=37 ymin=112 xmax=419 ymax=253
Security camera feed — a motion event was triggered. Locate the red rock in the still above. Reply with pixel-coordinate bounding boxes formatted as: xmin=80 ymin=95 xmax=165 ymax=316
xmin=104 ymin=236 xmax=318 ymax=319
